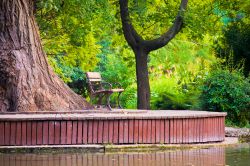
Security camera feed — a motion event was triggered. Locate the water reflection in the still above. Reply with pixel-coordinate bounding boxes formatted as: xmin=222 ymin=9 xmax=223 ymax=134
xmin=225 ymin=145 xmax=250 ymax=166
xmin=0 ymin=148 xmax=226 ymax=166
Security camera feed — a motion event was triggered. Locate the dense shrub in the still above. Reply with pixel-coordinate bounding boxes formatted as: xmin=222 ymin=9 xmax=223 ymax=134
xmin=216 ymin=23 xmax=250 ymax=77
xmin=120 ymin=84 xmax=137 ymax=109
xmin=95 ymin=53 xmax=136 ymax=108
xmin=67 ymin=68 xmax=88 ymax=98
xmin=200 ymin=70 xmax=250 ymax=127
xmin=150 ymin=77 xmax=201 ymax=110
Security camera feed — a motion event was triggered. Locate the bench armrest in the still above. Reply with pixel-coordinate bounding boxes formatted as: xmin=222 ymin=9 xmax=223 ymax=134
xmin=112 ymin=82 xmax=122 ymax=88
xmin=101 ymin=82 xmax=112 ymax=90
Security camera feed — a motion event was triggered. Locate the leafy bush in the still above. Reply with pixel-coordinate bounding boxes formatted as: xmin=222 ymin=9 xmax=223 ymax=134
xmin=200 ymin=70 xmax=250 ymax=127
xmin=148 ymin=36 xmax=215 ymax=110
xmin=150 ymin=77 xmax=201 ymax=110
xmin=95 ymin=42 xmax=136 ymax=108
xmin=120 ymin=84 xmax=137 ymax=109
xmin=67 ymin=68 xmax=88 ymax=98
xmin=96 ymin=53 xmax=134 ymax=89
xmin=48 ymin=55 xmax=89 ymax=97
xmin=216 ymin=22 xmax=250 ymax=77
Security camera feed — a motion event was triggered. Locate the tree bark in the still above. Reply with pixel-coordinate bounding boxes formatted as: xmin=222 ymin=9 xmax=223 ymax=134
xmin=119 ymin=0 xmax=188 ymax=109
xmin=0 ymin=0 xmax=92 ymax=112
xmin=134 ymin=48 xmax=150 ymax=109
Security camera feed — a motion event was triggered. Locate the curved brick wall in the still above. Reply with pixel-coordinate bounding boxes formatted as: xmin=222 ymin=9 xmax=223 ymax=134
xmin=0 ymin=110 xmax=226 ymax=145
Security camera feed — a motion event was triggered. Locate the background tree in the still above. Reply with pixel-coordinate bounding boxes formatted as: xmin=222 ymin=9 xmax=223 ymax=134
xmin=34 ymin=0 xmax=221 ymax=110
xmin=119 ymin=0 xmax=188 ymax=109
xmin=215 ymin=0 xmax=250 ymax=77
xmin=0 ymin=0 xmax=92 ymax=112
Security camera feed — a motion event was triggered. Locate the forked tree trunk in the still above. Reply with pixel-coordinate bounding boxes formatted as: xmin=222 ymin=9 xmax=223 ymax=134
xmin=119 ymin=0 xmax=188 ymax=109
xmin=0 ymin=0 xmax=92 ymax=112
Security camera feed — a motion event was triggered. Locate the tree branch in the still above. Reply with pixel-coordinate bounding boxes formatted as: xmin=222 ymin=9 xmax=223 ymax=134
xmin=143 ymin=0 xmax=188 ymax=51
xmin=119 ymin=0 xmax=188 ymax=52
xmin=119 ymin=0 xmax=143 ymax=48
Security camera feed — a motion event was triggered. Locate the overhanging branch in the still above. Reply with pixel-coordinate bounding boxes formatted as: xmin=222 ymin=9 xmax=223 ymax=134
xmin=143 ymin=0 xmax=188 ymax=51
xmin=119 ymin=0 xmax=188 ymax=52
xmin=119 ymin=0 xmax=143 ymax=48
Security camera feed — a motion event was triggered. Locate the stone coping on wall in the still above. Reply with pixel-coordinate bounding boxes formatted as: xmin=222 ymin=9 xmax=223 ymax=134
xmin=0 ymin=110 xmax=227 ymax=121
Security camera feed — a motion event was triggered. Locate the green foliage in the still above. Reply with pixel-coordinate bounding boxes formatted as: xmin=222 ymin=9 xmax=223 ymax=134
xmin=36 ymin=0 xmax=114 ymax=84
xmin=95 ymin=40 xmax=136 ymax=108
xmin=150 ymin=77 xmax=190 ymax=110
xmin=97 ymin=54 xmax=133 ymax=87
xmin=149 ymin=34 xmax=216 ymax=83
xmin=150 ymin=75 xmax=203 ymax=110
xmin=120 ymin=84 xmax=137 ymax=109
xmin=48 ymin=54 xmax=88 ymax=97
xmin=148 ymin=35 xmax=215 ymax=110
xmin=201 ymin=70 xmax=250 ymax=127
xmin=34 ymin=0 xmax=250 ymax=129
xmin=96 ymin=47 xmax=135 ymax=88
xmin=128 ymin=0 xmax=179 ymax=39
xmin=214 ymin=0 xmax=250 ymax=77
xmin=216 ymin=23 xmax=250 ymax=77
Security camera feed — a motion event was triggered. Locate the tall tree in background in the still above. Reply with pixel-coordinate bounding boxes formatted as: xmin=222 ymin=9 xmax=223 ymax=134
xmin=119 ymin=0 xmax=188 ymax=109
xmin=0 ymin=0 xmax=92 ymax=112
xmin=216 ymin=0 xmax=250 ymax=77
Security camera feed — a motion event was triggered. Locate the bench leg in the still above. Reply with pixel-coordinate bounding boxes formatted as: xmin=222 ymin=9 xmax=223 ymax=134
xmin=97 ymin=94 xmax=105 ymax=106
xmin=106 ymin=93 xmax=112 ymax=111
xmin=118 ymin=92 xmax=123 ymax=109
xmin=90 ymin=95 xmax=94 ymax=105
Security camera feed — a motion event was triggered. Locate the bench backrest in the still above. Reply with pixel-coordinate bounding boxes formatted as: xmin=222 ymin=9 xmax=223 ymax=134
xmin=86 ymin=72 xmax=102 ymax=82
xmin=86 ymin=72 xmax=103 ymax=94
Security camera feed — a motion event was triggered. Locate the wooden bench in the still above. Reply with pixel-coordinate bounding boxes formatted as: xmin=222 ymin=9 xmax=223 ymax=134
xmin=86 ymin=72 xmax=124 ymax=110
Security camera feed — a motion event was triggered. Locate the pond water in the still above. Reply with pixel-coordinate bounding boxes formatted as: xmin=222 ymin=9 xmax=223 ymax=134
xmin=0 ymin=144 xmax=249 ymax=166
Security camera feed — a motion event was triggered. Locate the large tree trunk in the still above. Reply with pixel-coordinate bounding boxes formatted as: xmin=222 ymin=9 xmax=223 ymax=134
xmin=0 ymin=0 xmax=92 ymax=112
xmin=134 ymin=48 xmax=150 ymax=109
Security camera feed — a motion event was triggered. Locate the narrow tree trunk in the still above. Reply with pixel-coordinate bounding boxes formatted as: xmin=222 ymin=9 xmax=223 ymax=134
xmin=0 ymin=0 xmax=92 ymax=112
xmin=134 ymin=48 xmax=150 ymax=109
xmin=119 ymin=0 xmax=188 ymax=110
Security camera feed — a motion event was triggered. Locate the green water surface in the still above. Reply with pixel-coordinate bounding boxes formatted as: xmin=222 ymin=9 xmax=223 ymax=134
xmin=0 ymin=144 xmax=249 ymax=166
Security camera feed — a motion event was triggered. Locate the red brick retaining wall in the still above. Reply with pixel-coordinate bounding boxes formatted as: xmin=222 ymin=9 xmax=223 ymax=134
xmin=0 ymin=110 xmax=226 ymax=145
